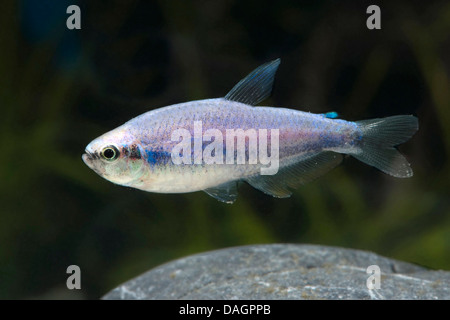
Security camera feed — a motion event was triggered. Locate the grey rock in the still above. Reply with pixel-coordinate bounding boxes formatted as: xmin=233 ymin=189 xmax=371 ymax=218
xmin=102 ymin=244 xmax=450 ymax=300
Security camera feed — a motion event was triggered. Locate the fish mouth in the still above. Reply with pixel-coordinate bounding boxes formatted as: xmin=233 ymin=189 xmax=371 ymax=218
xmin=82 ymin=152 xmax=95 ymax=169
xmin=82 ymin=151 xmax=105 ymax=175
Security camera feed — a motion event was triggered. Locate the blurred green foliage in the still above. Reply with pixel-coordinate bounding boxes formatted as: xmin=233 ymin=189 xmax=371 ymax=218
xmin=0 ymin=0 xmax=449 ymax=299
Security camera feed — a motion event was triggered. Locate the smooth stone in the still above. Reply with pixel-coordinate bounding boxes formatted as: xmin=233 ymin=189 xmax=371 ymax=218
xmin=102 ymin=244 xmax=450 ymax=300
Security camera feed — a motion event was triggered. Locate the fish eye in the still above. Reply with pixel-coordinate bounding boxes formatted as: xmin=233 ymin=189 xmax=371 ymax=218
xmin=101 ymin=145 xmax=120 ymax=161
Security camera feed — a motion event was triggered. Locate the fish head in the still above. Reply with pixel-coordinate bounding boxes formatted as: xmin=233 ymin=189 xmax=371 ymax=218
xmin=82 ymin=126 xmax=146 ymax=186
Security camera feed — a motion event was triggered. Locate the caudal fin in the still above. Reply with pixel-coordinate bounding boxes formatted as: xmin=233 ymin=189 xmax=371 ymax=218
xmin=354 ymin=115 xmax=419 ymax=178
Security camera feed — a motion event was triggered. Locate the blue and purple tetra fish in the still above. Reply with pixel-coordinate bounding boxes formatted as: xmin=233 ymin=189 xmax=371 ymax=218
xmin=83 ymin=59 xmax=418 ymax=203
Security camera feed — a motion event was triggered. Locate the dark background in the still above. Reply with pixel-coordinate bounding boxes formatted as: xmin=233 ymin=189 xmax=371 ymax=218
xmin=1 ymin=0 xmax=449 ymax=299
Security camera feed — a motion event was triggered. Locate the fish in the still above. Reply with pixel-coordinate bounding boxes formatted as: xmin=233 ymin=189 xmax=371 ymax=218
xmin=82 ymin=59 xmax=419 ymax=203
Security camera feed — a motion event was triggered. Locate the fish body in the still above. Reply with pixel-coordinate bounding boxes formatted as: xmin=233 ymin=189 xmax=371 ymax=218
xmin=83 ymin=59 xmax=418 ymax=203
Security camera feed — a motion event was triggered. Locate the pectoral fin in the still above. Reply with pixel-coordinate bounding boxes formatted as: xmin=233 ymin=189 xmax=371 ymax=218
xmin=203 ymin=181 xmax=239 ymax=204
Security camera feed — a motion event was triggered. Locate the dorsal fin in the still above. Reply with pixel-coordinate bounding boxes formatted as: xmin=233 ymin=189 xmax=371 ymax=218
xmin=224 ymin=59 xmax=280 ymax=106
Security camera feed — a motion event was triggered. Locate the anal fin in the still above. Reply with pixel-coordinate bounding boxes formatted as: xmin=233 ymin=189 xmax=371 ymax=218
xmin=245 ymin=152 xmax=343 ymax=198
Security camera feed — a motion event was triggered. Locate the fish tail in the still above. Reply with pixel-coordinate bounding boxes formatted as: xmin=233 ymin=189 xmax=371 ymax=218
xmin=353 ymin=115 xmax=419 ymax=178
